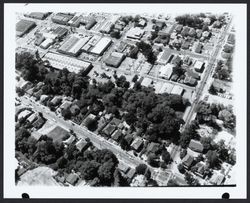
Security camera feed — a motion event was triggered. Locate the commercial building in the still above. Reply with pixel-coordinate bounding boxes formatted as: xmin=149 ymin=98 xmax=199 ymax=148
xmin=194 ymin=60 xmax=205 ymax=73
xmin=43 ymin=52 xmax=92 ymax=74
xmin=85 ymin=18 xmax=97 ymax=30
xmin=184 ymin=76 xmax=197 ymax=86
xmin=194 ymin=42 xmax=203 ymax=53
xmin=157 ymin=50 xmax=172 ymax=65
xmin=171 ymin=85 xmax=184 ymax=96
xmin=58 ymin=35 xmax=90 ymax=56
xmin=51 ymin=13 xmax=74 ymax=25
xmin=104 ymin=52 xmax=125 ymax=68
xmin=159 ymin=63 xmax=174 ymax=79
xmin=141 ymin=77 xmax=153 ymax=87
xmin=182 ymin=154 xmax=194 ymax=169
xmin=90 ymin=37 xmax=112 ymax=55
xmin=68 ymin=15 xmax=82 ymax=27
xmin=126 ymin=27 xmax=145 ymax=40
xmin=52 ymin=26 xmax=68 ymax=39
xmin=40 ymin=38 xmax=54 ymax=49
xmin=188 ymin=139 xmax=204 ymax=153
xmin=24 ymin=12 xmax=50 ymax=20
xmin=159 ymin=83 xmax=174 ymax=94
xmin=99 ymin=21 xmax=114 ymax=34
xmin=16 ymin=19 xmax=36 ymax=37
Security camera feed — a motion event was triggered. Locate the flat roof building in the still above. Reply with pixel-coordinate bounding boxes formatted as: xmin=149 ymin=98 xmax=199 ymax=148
xmin=90 ymin=37 xmax=112 ymax=55
xmin=126 ymin=27 xmax=145 ymax=40
xmin=159 ymin=83 xmax=174 ymax=94
xmin=171 ymin=85 xmax=184 ymax=96
xmin=159 ymin=63 xmax=174 ymax=80
xmin=16 ymin=19 xmax=36 ymax=37
xmin=104 ymin=52 xmax=125 ymax=68
xmin=24 ymin=12 xmax=50 ymax=20
xmin=43 ymin=52 xmax=92 ymax=74
xmin=194 ymin=60 xmax=205 ymax=73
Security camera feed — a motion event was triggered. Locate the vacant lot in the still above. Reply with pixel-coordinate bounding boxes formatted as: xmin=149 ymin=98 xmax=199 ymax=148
xmin=17 ymin=166 xmax=62 ymax=186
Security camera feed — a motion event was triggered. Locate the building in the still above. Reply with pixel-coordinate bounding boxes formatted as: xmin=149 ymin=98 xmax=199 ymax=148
xmin=111 ymin=130 xmax=123 ymax=142
xmin=99 ymin=21 xmax=114 ymax=34
xmin=118 ymin=162 xmax=130 ymax=174
xmin=181 ymin=40 xmax=191 ymax=50
xmin=104 ymin=52 xmax=125 ymax=68
xmin=62 ymin=134 xmax=76 ymax=145
xmin=159 ymin=83 xmax=174 ymax=94
xmin=175 ymin=24 xmax=183 ymax=33
xmin=171 ymin=85 xmax=184 ymax=96
xmin=82 ymin=113 xmax=96 ymax=127
xmin=52 ymin=26 xmax=68 ymax=39
xmin=209 ymin=172 xmax=225 ymax=185
xmin=185 ymin=69 xmax=200 ymax=80
xmin=85 ymin=18 xmax=97 ymax=30
xmin=57 ymin=101 xmax=72 ymax=114
xmin=16 ymin=19 xmax=36 ymax=37
xmin=102 ymin=123 xmax=116 ymax=137
xmin=68 ymin=15 xmax=82 ymax=27
xmin=188 ymin=139 xmax=204 ymax=153
xmin=193 ymin=42 xmax=203 ymax=54
xmin=43 ymin=52 xmax=92 ymax=74
xmin=194 ymin=60 xmax=205 ymax=73
xmin=24 ymin=12 xmax=50 ymax=20
xmin=34 ymin=34 xmax=45 ymax=46
xmin=141 ymin=77 xmax=153 ymax=87
xmin=50 ymin=96 xmax=62 ymax=106
xmin=51 ymin=13 xmax=74 ymax=25
xmin=157 ymin=50 xmax=172 ymax=65
xmin=126 ymin=27 xmax=145 ymax=40
xmin=146 ymin=142 xmax=160 ymax=155
xmin=184 ymin=76 xmax=197 ymax=86
xmin=181 ymin=26 xmax=190 ymax=36
xmin=40 ymin=38 xmax=54 ymax=49
xmin=227 ymin=34 xmax=235 ymax=45
xmin=75 ymin=139 xmax=89 ymax=152
xmin=183 ymin=55 xmax=192 ymax=66
xmin=194 ymin=162 xmax=209 ymax=178
xmin=66 ymin=173 xmax=79 ymax=186
xmin=47 ymin=125 xmax=68 ymax=143
xmin=188 ymin=27 xmax=196 ymax=37
xmin=130 ymin=175 xmax=147 ymax=187
xmin=196 ymin=29 xmax=202 ymax=38
xmin=182 ymin=154 xmax=194 ymax=169
xmin=18 ymin=110 xmax=32 ymax=120
xmin=171 ymin=74 xmax=179 ymax=82
xmin=58 ymin=35 xmax=89 ymax=56
xmin=26 ymin=112 xmax=38 ymax=123
xmin=126 ymin=168 xmax=136 ymax=181
xmin=159 ymin=63 xmax=174 ymax=79
xmin=138 ymin=19 xmax=147 ymax=27
xmin=131 ymin=137 xmax=144 ymax=152
xmin=171 ymin=55 xmax=182 ymax=66
xmin=90 ymin=37 xmax=112 ymax=55
xmin=33 ymin=116 xmax=46 ymax=129
xmin=155 ymin=170 xmax=171 ymax=186
xmin=202 ymin=31 xmax=211 ymax=38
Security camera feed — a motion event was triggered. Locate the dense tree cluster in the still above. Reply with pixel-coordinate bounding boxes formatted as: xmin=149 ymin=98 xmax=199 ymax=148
xmin=136 ymin=41 xmax=157 ymax=64
xmin=213 ymin=60 xmax=232 ymax=81
xmin=175 ymin=14 xmax=205 ymax=29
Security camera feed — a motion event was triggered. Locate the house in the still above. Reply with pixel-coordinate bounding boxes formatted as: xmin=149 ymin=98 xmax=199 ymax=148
xmin=194 ymin=60 xmax=205 ymax=73
xmin=66 ymin=173 xmax=79 ymax=186
xmin=188 ymin=27 xmax=196 ymax=37
xmin=124 ymin=134 xmax=134 ymax=145
xmin=26 ymin=112 xmax=38 ymax=123
xmin=138 ymin=19 xmax=146 ymax=27
xmin=75 ymin=139 xmax=89 ymax=152
xmin=175 ymin=24 xmax=183 ymax=33
xmin=196 ymin=29 xmax=202 ymax=38
xmin=126 ymin=168 xmax=136 ymax=181
xmin=227 ymin=34 xmax=235 ymax=45
xmin=110 ymin=118 xmax=122 ymax=126
xmin=33 ymin=89 xmax=43 ymax=99
xmin=62 ymin=134 xmax=76 ymax=145
xmin=171 ymin=74 xmax=179 ymax=82
xmin=209 ymin=172 xmax=225 ymax=185
xmin=33 ymin=116 xmax=46 ymax=129
xmin=181 ymin=40 xmax=191 ymax=50
xmin=188 ymin=139 xmax=204 ymax=153
xmin=202 ymin=31 xmax=211 ymax=38
xmin=130 ymin=174 xmax=147 ymax=187
xmin=159 ymin=63 xmax=174 ymax=79
xmin=181 ymin=26 xmax=190 ymax=36
xmin=146 ymin=142 xmax=160 ymax=155
xmin=40 ymin=95 xmax=49 ymax=103
xmin=70 ymin=104 xmax=80 ymax=115
xmin=184 ymin=76 xmax=197 ymax=86
xmin=171 ymin=55 xmax=182 ymax=66
xmin=182 ymin=154 xmax=194 ymax=169
xmin=20 ymin=81 xmax=33 ymax=91
xmin=111 ymin=130 xmax=123 ymax=142
xmin=155 ymin=170 xmax=171 ymax=186
xmin=194 ymin=161 xmax=209 ymax=178
xmin=118 ymin=162 xmax=130 ymax=174
xmin=102 ymin=123 xmax=116 ymax=137
xmin=50 ymin=96 xmax=62 ymax=106
xmin=131 ymin=137 xmax=144 ymax=152
xmin=183 ymin=55 xmax=192 ymax=66
xmin=126 ymin=27 xmax=145 ymax=40
xmin=157 ymin=50 xmax=171 ymax=65
xmin=82 ymin=113 xmax=96 ymax=127
xmin=57 ymin=101 xmax=72 ymax=114
xmin=185 ymin=69 xmax=200 ymax=80
xmin=141 ymin=77 xmax=153 ymax=87
xmin=18 ymin=110 xmax=32 ymax=120
xmin=194 ymin=42 xmax=203 ymax=53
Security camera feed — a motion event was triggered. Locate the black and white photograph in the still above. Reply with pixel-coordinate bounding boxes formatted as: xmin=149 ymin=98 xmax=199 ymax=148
xmin=3 ymin=3 xmax=247 ymax=199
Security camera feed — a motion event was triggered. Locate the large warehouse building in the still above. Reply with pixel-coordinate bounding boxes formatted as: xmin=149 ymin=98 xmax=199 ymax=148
xmin=43 ymin=52 xmax=92 ymax=74
xmin=16 ymin=19 xmax=36 ymax=37
xmin=90 ymin=37 xmax=112 ymax=55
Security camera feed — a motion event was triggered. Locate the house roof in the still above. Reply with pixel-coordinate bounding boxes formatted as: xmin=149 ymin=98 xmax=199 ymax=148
xmin=188 ymin=139 xmax=204 ymax=153
xmin=146 ymin=142 xmax=160 ymax=154
xmin=63 ymin=134 xmax=75 ymax=145
xmin=70 ymin=104 xmax=80 ymax=114
xmin=118 ymin=162 xmax=130 ymax=174
xmin=103 ymin=123 xmax=116 ymax=136
xmin=131 ymin=137 xmax=144 ymax=151
xmin=184 ymin=76 xmax=197 ymax=86
xmin=66 ymin=173 xmax=79 ymax=185
xmin=124 ymin=134 xmax=134 ymax=145
xmin=75 ymin=139 xmax=88 ymax=151
xmin=111 ymin=130 xmax=123 ymax=142
xmin=210 ymin=172 xmax=225 ymax=185
xmin=182 ymin=154 xmax=194 ymax=168
xmin=126 ymin=168 xmax=136 ymax=179
xmin=185 ymin=69 xmax=200 ymax=80
xmin=175 ymin=24 xmax=183 ymax=32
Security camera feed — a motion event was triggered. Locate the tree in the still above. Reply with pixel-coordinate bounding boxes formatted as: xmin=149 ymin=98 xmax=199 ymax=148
xmin=132 ymin=74 xmax=139 ymax=83
xmin=98 ymin=160 xmax=116 ymax=185
xmin=206 ymin=150 xmax=220 ymax=168
xmin=79 ymin=160 xmax=100 ymax=180
xmin=161 ymin=150 xmax=172 ymax=164
xmin=110 ymin=30 xmax=121 ymax=39
xmin=147 ymin=153 xmax=159 ymax=167
xmin=184 ymin=172 xmax=200 ymax=186
xmin=200 ymin=137 xmax=212 ymax=152
xmin=85 ymin=118 xmax=98 ymax=131
xmin=208 ymin=84 xmax=218 ymax=95
xmin=56 ymin=156 xmax=68 ymax=169
xmin=61 ymin=108 xmax=72 ymax=120
xmin=16 ymin=87 xmax=25 ymax=97
xmin=135 ymin=164 xmax=147 ymax=175
xmin=124 ymin=111 xmax=137 ymax=125
xmin=177 ymin=163 xmax=185 ymax=174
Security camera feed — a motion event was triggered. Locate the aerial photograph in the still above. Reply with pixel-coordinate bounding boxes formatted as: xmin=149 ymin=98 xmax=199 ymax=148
xmin=15 ymin=11 xmax=236 ymax=187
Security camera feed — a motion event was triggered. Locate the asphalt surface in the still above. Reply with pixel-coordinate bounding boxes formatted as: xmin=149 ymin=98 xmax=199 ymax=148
xmin=182 ymin=19 xmax=232 ymax=130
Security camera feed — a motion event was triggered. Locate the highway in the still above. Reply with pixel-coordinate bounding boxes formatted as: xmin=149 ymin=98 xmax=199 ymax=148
xmin=182 ymin=18 xmax=232 ymax=130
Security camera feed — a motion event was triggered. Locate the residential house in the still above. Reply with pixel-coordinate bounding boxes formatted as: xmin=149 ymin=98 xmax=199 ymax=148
xmin=75 ymin=139 xmax=89 ymax=152
xmin=194 ymin=60 xmax=205 ymax=73
xmin=185 ymin=69 xmax=200 ymax=80
xmin=182 ymin=154 xmax=194 ymax=169
xmin=126 ymin=168 xmax=136 ymax=182
xmin=184 ymin=76 xmax=197 ymax=86
xmin=181 ymin=26 xmax=190 ymax=36
xmin=146 ymin=142 xmax=160 ymax=155
xmin=188 ymin=139 xmax=204 ymax=153
xmin=196 ymin=29 xmax=202 ymax=38
xmin=50 ymin=96 xmax=62 ymax=106
xmin=111 ymin=129 xmax=123 ymax=142
xmin=131 ymin=137 xmax=144 ymax=152
xmin=171 ymin=55 xmax=182 ymax=66
xmin=159 ymin=63 xmax=174 ymax=80
xmin=70 ymin=104 xmax=80 ymax=115
xmin=209 ymin=172 xmax=225 ymax=185
xmin=118 ymin=162 xmax=130 ymax=174
xmin=33 ymin=116 xmax=46 ymax=129
xmin=65 ymin=173 xmax=79 ymax=186
xmin=57 ymin=101 xmax=72 ymax=114
xmin=62 ymin=134 xmax=76 ymax=145
xmin=175 ymin=24 xmax=183 ymax=33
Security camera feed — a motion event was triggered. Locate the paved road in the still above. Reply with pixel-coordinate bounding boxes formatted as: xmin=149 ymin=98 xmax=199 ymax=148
xmin=20 ymin=95 xmax=156 ymax=171
xmin=182 ymin=18 xmax=232 ymax=130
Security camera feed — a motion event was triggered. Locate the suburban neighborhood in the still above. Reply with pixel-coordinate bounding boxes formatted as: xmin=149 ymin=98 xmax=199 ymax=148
xmin=15 ymin=11 xmax=236 ymax=187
